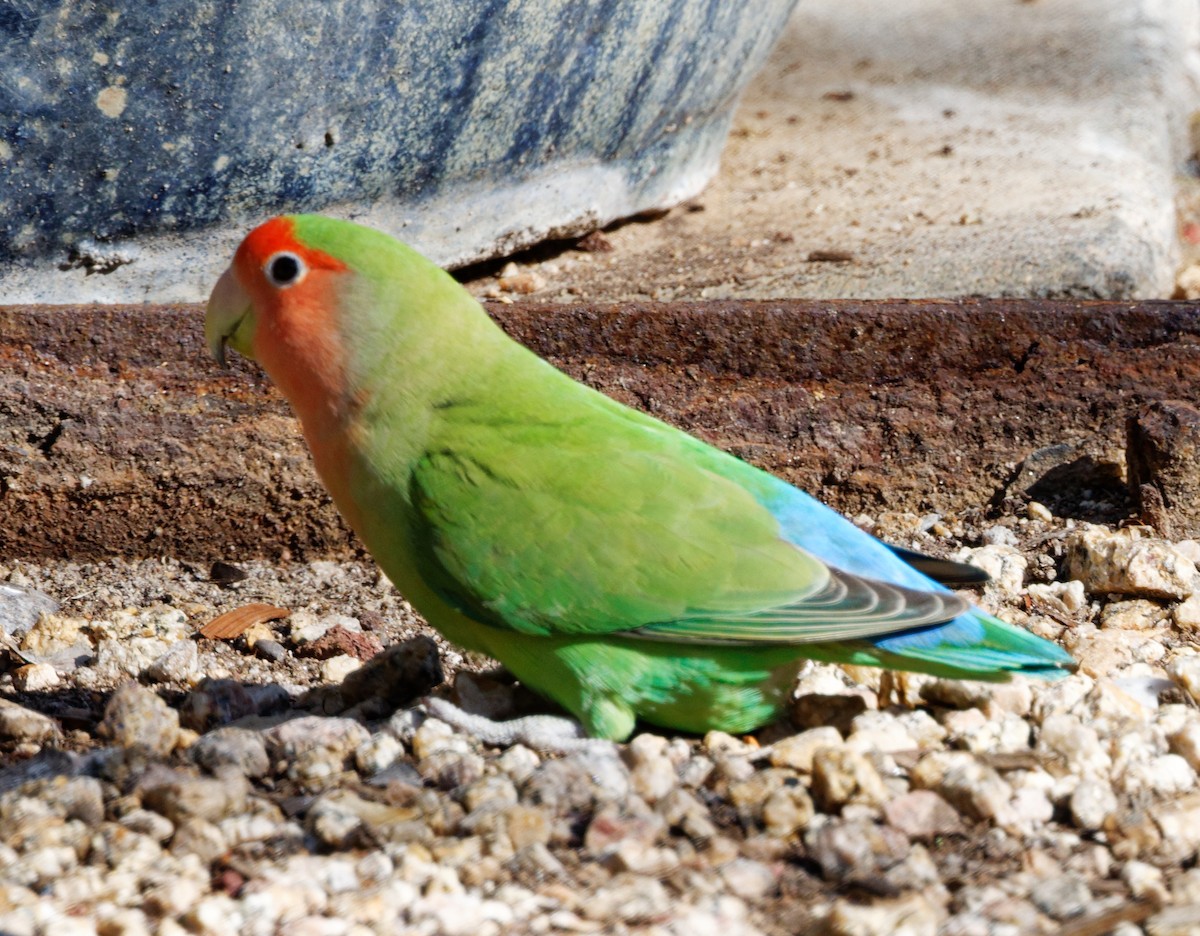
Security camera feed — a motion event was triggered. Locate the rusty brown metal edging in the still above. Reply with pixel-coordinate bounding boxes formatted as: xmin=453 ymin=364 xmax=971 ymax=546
xmin=1 ymin=298 xmax=1199 ymax=561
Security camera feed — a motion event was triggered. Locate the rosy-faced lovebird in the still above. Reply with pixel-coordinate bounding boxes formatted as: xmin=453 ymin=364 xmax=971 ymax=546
xmin=206 ymin=215 xmax=1076 ymax=741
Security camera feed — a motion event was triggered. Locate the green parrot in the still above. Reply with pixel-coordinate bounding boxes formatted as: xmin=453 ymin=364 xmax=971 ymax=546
xmin=206 ymin=215 xmax=1075 ymax=741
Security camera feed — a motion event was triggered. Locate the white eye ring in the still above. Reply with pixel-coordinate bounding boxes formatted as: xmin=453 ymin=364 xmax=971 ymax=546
xmin=264 ymin=251 xmax=306 ymax=288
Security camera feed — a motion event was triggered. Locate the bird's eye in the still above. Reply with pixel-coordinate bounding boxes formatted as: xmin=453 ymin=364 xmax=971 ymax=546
xmin=264 ymin=252 xmax=305 ymax=287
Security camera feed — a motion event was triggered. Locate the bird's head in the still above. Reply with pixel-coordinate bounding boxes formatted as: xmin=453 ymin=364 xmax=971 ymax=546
xmin=205 ymin=215 xmax=350 ymax=367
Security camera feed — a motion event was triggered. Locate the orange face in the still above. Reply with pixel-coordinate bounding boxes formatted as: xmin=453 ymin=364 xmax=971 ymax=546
xmin=207 ymin=216 xmax=352 ymax=423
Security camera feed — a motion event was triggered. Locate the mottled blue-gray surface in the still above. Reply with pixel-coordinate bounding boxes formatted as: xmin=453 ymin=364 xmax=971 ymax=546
xmin=0 ymin=0 xmax=797 ymax=292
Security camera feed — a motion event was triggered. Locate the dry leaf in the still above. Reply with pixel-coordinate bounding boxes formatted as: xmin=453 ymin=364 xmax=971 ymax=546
xmin=200 ymin=603 xmax=290 ymax=640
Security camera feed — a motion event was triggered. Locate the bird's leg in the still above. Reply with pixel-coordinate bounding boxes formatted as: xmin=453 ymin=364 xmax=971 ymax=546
xmin=420 ymin=696 xmax=620 ymax=756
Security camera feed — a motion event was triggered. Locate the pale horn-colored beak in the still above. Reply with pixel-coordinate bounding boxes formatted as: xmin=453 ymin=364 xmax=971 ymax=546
xmin=205 ymin=265 xmax=253 ymax=366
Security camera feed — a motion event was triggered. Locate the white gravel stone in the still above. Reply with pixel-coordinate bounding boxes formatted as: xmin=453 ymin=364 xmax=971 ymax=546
xmin=320 ymin=653 xmax=361 ymax=683
xmin=580 ymin=874 xmax=672 ymax=924
xmin=1122 ymin=860 xmax=1169 ymax=904
xmin=1036 ymin=713 xmax=1111 ymax=778
xmin=998 ymin=787 xmax=1054 ymax=837
xmin=769 ymin=727 xmax=843 ymax=771
xmin=144 ymin=876 xmax=205 ymax=918
xmin=1168 ymin=655 xmax=1200 ymax=705
xmin=610 ymin=838 xmax=680 ymax=877
xmin=143 ymin=639 xmax=200 ymax=684
xmin=354 ymin=732 xmax=404 ymax=777
xmin=1176 ymin=539 xmax=1200 ymax=565
xmin=1030 ymin=674 xmax=1095 ymax=723
xmin=1064 ymin=525 xmax=1199 ymax=599
xmin=845 ymin=711 xmax=917 ymax=755
xmin=761 ymin=784 xmax=815 ymax=838
xmin=1149 ymin=792 xmax=1200 ymax=862
xmin=677 ymin=754 xmax=715 ymax=788
xmin=495 ymin=744 xmax=540 ymax=784
xmin=981 ymin=525 xmax=1018 ymax=547
xmin=1169 ymin=720 xmax=1200 ymax=772
xmin=290 ymin=611 xmax=362 ymax=645
xmin=1084 ymin=679 xmax=1154 ymax=733
xmin=410 ymin=717 xmax=467 ymax=759
xmin=626 ymin=733 xmax=677 ymax=803
xmin=98 ymin=682 xmax=180 ymax=755
xmin=911 ymin=752 xmax=1011 ymax=822
xmin=719 ymin=858 xmax=775 ymax=900
xmin=1173 ymin=592 xmax=1200 ymax=630
xmin=1170 ymin=867 xmax=1200 ymax=904
xmin=18 ymin=612 xmax=90 ymax=660
xmin=893 ymin=709 xmax=949 ymax=748
xmin=827 ymin=892 xmax=942 ymax=936
xmin=80 ymin=637 xmax=172 ymax=684
xmin=1028 ymin=874 xmax=1090 ymax=921
xmin=1146 ymin=905 xmax=1200 ymax=936
xmin=11 ymin=662 xmax=59 ymax=692
xmin=0 ymin=699 xmax=58 ymax=743
xmin=1149 ymin=753 xmax=1196 ymax=795
xmin=181 ymin=893 xmax=243 ymax=935
xmin=118 ymin=808 xmax=175 ymax=843
xmin=952 ymin=544 xmax=1027 ymax=594
xmin=189 ymin=726 xmax=270 ymax=779
xmin=812 ymin=747 xmax=890 ymax=809
xmin=1069 ymin=778 xmax=1118 ymax=831
xmin=95 ymin=907 xmax=153 ymax=936
xmin=1027 ymin=502 xmax=1053 ymax=522
xmin=956 ymin=711 xmax=1032 ymax=756
xmin=1026 ymin=580 xmax=1087 ymax=615
xmin=1100 ymin=598 xmax=1169 ymax=630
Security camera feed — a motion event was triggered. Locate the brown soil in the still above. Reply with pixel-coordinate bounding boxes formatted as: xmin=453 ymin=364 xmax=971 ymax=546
xmin=2 ymin=299 xmax=1200 ymax=562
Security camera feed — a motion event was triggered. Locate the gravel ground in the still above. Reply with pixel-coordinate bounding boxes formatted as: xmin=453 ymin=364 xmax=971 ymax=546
xmin=1 ymin=499 xmax=1199 ymax=935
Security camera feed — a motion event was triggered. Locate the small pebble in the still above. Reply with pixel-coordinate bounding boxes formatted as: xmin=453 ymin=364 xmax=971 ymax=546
xmin=0 ymin=582 xmax=59 ymax=636
xmin=1027 ymin=501 xmax=1054 ymax=521
xmin=1069 ymin=777 xmax=1117 ymax=831
xmin=952 ymin=544 xmax=1026 ymax=594
xmin=144 ymin=639 xmax=200 ymax=684
xmin=1122 ymin=860 xmax=1168 ymax=904
xmin=264 ymin=716 xmax=371 ymax=787
xmin=254 ymin=638 xmax=288 ymax=662
xmin=320 ymin=653 xmax=362 ymax=683
xmin=1028 ymin=874 xmax=1090 ymax=920
xmin=11 ymin=662 xmax=59 ymax=692
xmin=719 ymin=858 xmax=775 ymax=900
xmin=289 ymin=611 xmax=361 ymax=645
xmin=190 ymin=727 xmax=271 ymax=779
xmin=1065 ymin=525 xmax=1198 ymax=599
xmin=98 ymin=682 xmax=179 ymax=756
xmin=299 ymin=625 xmax=382 ymax=662
xmin=827 ymin=892 xmax=942 ymax=936
xmin=884 ymin=790 xmax=965 ymax=841
xmin=1027 ymin=580 xmax=1087 ymax=614
xmin=811 ymin=747 xmax=889 ymax=810
xmin=139 ymin=768 xmax=249 ymax=825
xmin=179 ymin=678 xmax=257 ymax=731
xmin=1169 ymin=656 xmax=1200 ymax=705
xmin=354 ymin=732 xmax=405 ymax=777
xmin=0 ymin=699 xmax=58 ymax=744
xmin=1146 ymin=905 xmax=1200 ymax=936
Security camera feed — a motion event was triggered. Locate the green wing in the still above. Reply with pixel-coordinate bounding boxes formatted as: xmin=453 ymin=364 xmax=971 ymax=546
xmin=408 ymin=379 xmax=966 ymax=644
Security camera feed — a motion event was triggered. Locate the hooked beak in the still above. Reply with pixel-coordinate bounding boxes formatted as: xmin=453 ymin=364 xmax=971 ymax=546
xmin=205 ymin=265 xmax=253 ymax=367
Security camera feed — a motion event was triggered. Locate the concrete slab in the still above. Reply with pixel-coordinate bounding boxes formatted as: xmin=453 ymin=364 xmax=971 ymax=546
xmin=0 ymin=0 xmax=798 ymax=304
xmin=466 ymin=0 xmax=1197 ymax=301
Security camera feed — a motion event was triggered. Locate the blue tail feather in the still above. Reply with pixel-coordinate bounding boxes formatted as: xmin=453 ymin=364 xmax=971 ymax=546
xmin=744 ymin=473 xmax=1074 ymax=677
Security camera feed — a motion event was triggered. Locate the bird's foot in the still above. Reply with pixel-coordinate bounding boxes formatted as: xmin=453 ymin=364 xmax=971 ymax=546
xmin=421 ymin=697 xmax=620 ymax=756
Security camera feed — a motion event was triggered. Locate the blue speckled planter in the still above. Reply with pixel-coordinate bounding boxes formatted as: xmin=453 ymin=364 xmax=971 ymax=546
xmin=0 ymin=0 xmax=798 ymax=302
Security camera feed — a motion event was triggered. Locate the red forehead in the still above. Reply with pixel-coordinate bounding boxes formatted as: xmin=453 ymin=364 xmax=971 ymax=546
xmin=235 ymin=216 xmax=347 ymax=274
